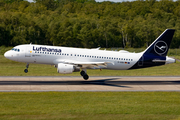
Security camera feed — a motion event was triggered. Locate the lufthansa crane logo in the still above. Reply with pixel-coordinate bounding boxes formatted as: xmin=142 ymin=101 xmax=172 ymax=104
xmin=154 ymin=41 xmax=168 ymax=55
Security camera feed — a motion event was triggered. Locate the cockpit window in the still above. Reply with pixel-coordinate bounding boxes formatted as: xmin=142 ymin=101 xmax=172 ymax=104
xmin=11 ymin=48 xmax=20 ymax=52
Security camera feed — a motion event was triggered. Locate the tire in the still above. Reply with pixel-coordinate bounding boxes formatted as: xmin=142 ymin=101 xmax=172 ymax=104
xmin=83 ymin=74 xmax=89 ymax=80
xmin=80 ymin=71 xmax=86 ymax=76
xmin=24 ymin=69 xmax=28 ymax=73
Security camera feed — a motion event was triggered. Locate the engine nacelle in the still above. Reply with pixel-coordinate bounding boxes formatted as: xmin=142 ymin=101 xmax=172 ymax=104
xmin=57 ymin=63 xmax=80 ymax=74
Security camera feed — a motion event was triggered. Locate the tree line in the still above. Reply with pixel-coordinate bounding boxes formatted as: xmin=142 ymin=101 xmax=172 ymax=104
xmin=1 ymin=0 xmax=180 ymax=48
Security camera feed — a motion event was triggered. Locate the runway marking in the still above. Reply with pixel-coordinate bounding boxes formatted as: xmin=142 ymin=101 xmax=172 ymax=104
xmin=0 ymin=76 xmax=180 ymax=91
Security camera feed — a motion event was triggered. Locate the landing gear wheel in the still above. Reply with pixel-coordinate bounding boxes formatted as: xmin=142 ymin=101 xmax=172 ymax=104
xmin=24 ymin=63 xmax=29 ymax=73
xmin=80 ymin=70 xmax=89 ymax=80
xmin=80 ymin=71 xmax=86 ymax=76
xmin=83 ymin=74 xmax=89 ymax=80
xmin=24 ymin=69 xmax=28 ymax=73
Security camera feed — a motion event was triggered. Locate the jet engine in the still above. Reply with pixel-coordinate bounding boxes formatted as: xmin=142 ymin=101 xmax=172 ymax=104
xmin=57 ymin=63 xmax=80 ymax=74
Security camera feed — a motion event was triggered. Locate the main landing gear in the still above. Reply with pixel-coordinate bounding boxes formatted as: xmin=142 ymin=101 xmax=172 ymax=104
xmin=24 ymin=63 xmax=29 ymax=73
xmin=80 ymin=70 xmax=89 ymax=80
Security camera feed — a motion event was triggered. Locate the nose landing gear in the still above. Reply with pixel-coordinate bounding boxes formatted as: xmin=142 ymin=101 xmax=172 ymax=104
xmin=24 ymin=63 xmax=29 ymax=73
xmin=80 ymin=70 xmax=89 ymax=80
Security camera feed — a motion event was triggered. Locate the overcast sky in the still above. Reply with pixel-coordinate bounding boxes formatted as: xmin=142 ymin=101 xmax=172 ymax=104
xmin=27 ymin=0 xmax=135 ymax=3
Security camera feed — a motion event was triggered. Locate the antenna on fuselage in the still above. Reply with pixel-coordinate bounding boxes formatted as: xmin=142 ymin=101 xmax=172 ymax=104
xmin=30 ymin=42 xmax=32 ymax=45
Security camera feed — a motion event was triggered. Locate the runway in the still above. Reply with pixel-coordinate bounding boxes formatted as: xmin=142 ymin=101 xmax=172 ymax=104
xmin=0 ymin=76 xmax=180 ymax=91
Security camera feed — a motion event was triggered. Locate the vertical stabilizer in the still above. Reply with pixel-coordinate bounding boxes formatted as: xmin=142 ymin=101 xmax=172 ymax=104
xmin=143 ymin=29 xmax=175 ymax=57
xmin=130 ymin=29 xmax=175 ymax=70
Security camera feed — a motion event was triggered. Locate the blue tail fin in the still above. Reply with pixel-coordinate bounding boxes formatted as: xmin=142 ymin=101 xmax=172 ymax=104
xmin=129 ymin=29 xmax=175 ymax=70
xmin=144 ymin=29 xmax=175 ymax=57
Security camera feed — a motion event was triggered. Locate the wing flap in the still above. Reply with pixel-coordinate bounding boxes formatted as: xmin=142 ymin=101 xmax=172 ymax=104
xmin=53 ymin=59 xmax=111 ymax=69
xmin=69 ymin=61 xmax=109 ymax=69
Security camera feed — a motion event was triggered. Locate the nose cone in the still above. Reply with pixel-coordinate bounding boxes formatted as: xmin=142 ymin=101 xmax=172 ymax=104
xmin=4 ymin=51 xmax=17 ymax=61
xmin=4 ymin=51 xmax=12 ymax=59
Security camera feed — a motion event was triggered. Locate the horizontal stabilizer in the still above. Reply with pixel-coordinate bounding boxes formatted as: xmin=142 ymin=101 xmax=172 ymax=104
xmin=152 ymin=60 xmax=166 ymax=62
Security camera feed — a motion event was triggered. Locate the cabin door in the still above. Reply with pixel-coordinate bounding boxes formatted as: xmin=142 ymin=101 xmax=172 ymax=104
xmin=25 ymin=46 xmax=32 ymax=57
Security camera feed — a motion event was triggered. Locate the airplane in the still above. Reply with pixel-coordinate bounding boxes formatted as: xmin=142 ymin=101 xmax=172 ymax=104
xmin=4 ymin=29 xmax=176 ymax=80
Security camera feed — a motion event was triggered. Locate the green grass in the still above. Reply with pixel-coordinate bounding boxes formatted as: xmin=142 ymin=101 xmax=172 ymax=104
xmin=0 ymin=46 xmax=12 ymax=55
xmin=0 ymin=92 xmax=180 ymax=120
xmin=1 ymin=47 xmax=180 ymax=120
xmin=0 ymin=54 xmax=180 ymax=76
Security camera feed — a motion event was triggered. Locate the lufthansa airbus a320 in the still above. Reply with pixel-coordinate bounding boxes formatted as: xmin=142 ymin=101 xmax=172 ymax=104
xmin=4 ymin=29 xmax=176 ymax=80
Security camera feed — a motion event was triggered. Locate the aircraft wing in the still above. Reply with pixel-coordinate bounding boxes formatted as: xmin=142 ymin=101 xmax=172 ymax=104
xmin=71 ymin=61 xmax=109 ymax=69
xmin=53 ymin=59 xmax=112 ymax=69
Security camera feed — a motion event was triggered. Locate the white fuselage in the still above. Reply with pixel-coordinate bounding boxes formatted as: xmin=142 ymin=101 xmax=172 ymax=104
xmin=4 ymin=44 xmax=143 ymax=70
